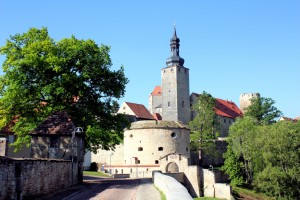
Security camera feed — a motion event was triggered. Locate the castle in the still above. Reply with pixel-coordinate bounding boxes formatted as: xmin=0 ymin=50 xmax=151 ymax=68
xmin=88 ymin=27 xmax=259 ymax=198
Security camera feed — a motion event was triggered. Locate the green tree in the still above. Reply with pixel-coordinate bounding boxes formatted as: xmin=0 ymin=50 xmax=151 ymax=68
xmin=189 ymin=91 xmax=220 ymax=165
xmin=223 ymin=117 xmax=300 ymax=199
xmin=222 ymin=116 xmax=263 ymax=185
xmin=244 ymin=96 xmax=282 ymax=125
xmin=0 ymin=27 xmax=128 ymax=152
xmin=255 ymin=121 xmax=300 ymax=199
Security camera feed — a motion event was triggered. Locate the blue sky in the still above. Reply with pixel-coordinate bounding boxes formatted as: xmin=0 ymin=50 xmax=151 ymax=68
xmin=1 ymin=1 xmax=299 ymax=118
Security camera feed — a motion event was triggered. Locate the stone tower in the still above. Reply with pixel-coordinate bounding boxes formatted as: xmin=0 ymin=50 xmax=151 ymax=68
xmin=161 ymin=26 xmax=190 ymax=124
xmin=239 ymin=93 xmax=260 ymax=113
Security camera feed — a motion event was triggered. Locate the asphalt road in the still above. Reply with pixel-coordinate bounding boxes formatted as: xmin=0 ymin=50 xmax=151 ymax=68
xmin=38 ymin=176 xmax=161 ymax=200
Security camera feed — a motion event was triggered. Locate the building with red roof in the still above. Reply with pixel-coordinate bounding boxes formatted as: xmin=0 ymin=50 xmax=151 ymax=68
xmin=149 ymin=86 xmax=162 ymax=117
xmin=118 ymin=102 xmax=155 ymax=122
xmin=279 ymin=116 xmax=299 ymax=122
xmin=190 ymin=93 xmax=243 ymax=137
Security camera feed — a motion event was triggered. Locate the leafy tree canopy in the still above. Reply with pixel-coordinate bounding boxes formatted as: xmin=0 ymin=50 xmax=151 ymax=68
xmin=189 ymin=91 xmax=220 ymax=163
xmin=223 ymin=117 xmax=300 ymax=199
xmin=0 ymin=27 xmax=129 ymax=152
xmin=244 ymin=96 xmax=282 ymax=125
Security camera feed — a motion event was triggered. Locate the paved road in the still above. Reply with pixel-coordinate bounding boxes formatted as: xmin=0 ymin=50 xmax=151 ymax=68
xmin=39 ymin=176 xmax=161 ymax=200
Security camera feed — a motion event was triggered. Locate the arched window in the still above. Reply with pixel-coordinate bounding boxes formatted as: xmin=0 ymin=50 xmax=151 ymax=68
xmin=158 ymin=147 xmax=163 ymax=151
xmin=138 ymin=147 xmax=143 ymax=151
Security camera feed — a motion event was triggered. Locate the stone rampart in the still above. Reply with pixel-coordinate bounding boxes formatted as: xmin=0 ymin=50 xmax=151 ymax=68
xmin=0 ymin=156 xmax=77 ymax=200
xmin=153 ymin=172 xmax=193 ymax=200
xmin=203 ymin=169 xmax=232 ymax=200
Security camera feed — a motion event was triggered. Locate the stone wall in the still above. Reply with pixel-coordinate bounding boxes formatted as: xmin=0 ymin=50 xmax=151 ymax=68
xmin=153 ymin=172 xmax=193 ymax=200
xmin=202 ymin=169 xmax=232 ymax=200
xmin=0 ymin=156 xmax=77 ymax=200
xmin=91 ymin=144 xmax=124 ymax=167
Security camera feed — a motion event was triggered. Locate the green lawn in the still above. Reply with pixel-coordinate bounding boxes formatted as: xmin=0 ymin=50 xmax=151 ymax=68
xmin=83 ymin=170 xmax=110 ymax=177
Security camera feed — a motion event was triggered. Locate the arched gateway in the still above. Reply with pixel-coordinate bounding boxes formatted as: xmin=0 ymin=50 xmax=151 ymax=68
xmin=166 ymin=162 xmax=179 ymax=173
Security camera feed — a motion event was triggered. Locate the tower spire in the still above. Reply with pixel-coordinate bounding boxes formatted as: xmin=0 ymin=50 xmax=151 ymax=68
xmin=166 ymin=24 xmax=184 ymax=67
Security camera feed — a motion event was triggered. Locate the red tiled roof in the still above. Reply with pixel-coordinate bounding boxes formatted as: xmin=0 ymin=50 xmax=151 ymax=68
xmin=125 ymin=102 xmax=155 ymax=120
xmin=150 ymin=86 xmax=162 ymax=96
xmin=30 ymin=111 xmax=75 ymax=135
xmin=215 ymin=98 xmax=243 ymax=119
xmin=191 ymin=93 xmax=242 ymax=119
xmin=152 ymin=113 xmax=162 ymax=120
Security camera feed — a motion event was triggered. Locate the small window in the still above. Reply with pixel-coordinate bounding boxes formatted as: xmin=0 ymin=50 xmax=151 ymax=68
xmin=224 ymin=119 xmax=226 ymax=123
xmin=182 ymin=101 xmax=185 ymax=107
xmin=171 ymin=132 xmax=177 ymax=138
xmin=179 ymin=154 xmax=182 ymax=160
xmin=171 ymin=68 xmax=173 ymax=72
xmin=155 ymin=160 xmax=159 ymax=164
xmin=186 ymin=147 xmax=188 ymax=151
xmin=137 ymin=160 xmax=140 ymax=164
xmin=8 ymin=135 xmax=14 ymax=144
xmin=138 ymin=147 xmax=143 ymax=151
xmin=50 ymin=136 xmax=59 ymax=148
xmin=168 ymin=102 xmax=171 ymax=107
xmin=158 ymin=147 xmax=163 ymax=151
xmin=130 ymin=134 xmax=133 ymax=138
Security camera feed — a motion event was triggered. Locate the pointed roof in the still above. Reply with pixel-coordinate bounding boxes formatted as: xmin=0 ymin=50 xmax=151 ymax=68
xmin=30 ymin=111 xmax=75 ymax=135
xmin=166 ymin=26 xmax=185 ymax=67
xmin=120 ymin=102 xmax=155 ymax=120
xmin=150 ymin=86 xmax=162 ymax=96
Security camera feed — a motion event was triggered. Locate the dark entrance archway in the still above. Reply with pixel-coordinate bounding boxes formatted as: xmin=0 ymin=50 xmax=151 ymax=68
xmin=166 ymin=162 xmax=179 ymax=173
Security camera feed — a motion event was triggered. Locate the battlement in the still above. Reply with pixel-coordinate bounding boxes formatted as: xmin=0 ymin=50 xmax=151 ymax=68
xmin=240 ymin=93 xmax=260 ymax=99
xmin=239 ymin=93 xmax=260 ymax=113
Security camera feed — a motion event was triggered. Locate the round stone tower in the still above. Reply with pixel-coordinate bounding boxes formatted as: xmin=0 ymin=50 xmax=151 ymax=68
xmin=239 ymin=93 xmax=260 ymax=113
xmin=123 ymin=120 xmax=190 ymax=166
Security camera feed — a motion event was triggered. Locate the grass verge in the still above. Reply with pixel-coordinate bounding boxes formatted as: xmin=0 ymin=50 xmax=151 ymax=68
xmin=233 ymin=186 xmax=274 ymax=200
xmin=154 ymin=186 xmax=166 ymax=200
xmin=83 ymin=170 xmax=110 ymax=177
